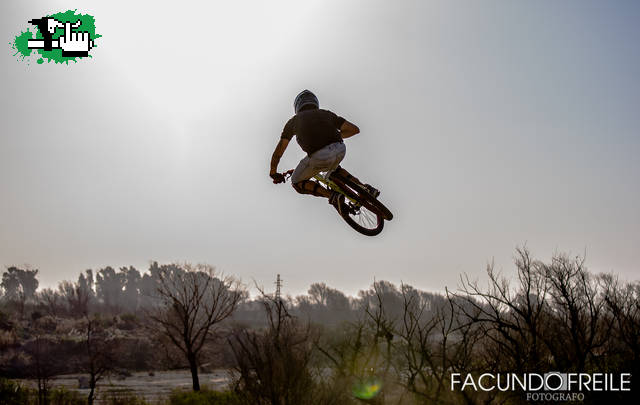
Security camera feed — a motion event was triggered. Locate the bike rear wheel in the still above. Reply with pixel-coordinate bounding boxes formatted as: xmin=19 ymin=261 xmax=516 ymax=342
xmin=336 ymin=195 xmax=384 ymax=236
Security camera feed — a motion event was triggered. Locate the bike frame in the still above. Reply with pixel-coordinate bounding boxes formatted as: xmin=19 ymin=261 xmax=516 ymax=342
xmin=284 ymin=169 xmax=362 ymax=206
xmin=312 ymin=173 xmax=359 ymax=204
xmin=283 ymin=168 xmax=390 ymax=236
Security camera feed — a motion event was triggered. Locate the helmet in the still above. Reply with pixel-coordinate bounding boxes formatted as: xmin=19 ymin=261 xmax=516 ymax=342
xmin=294 ymin=90 xmax=319 ymax=113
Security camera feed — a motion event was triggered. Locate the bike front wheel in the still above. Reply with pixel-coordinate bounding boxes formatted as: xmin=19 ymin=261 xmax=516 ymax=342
xmin=337 ymin=195 xmax=384 ymax=236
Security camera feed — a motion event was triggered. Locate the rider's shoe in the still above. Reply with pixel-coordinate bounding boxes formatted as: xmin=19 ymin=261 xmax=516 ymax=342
xmin=364 ymin=184 xmax=380 ymax=199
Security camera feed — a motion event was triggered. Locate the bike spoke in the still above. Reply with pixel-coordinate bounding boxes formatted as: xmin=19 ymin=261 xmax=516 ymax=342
xmin=332 ymin=175 xmax=387 ymax=236
xmin=347 ymin=204 xmax=379 ymax=230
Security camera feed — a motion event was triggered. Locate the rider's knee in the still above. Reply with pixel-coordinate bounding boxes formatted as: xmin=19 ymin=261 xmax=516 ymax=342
xmin=334 ymin=166 xmax=348 ymax=177
xmin=292 ymin=181 xmax=305 ymax=194
xmin=293 ymin=180 xmax=323 ymax=196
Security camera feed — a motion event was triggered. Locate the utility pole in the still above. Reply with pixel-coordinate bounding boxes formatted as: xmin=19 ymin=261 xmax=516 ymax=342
xmin=275 ymin=274 xmax=283 ymax=301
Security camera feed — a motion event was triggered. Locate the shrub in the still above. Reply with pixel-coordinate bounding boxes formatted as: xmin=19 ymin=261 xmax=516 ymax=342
xmin=0 ymin=378 xmax=31 ymax=405
xmin=117 ymin=313 xmax=138 ymax=331
xmin=0 ymin=310 xmax=14 ymax=331
xmin=229 ymin=297 xmax=319 ymax=405
xmin=34 ymin=315 xmax=59 ymax=333
xmin=168 ymin=388 xmax=242 ymax=405
xmin=100 ymin=389 xmax=149 ymax=405
xmin=48 ymin=387 xmax=86 ymax=405
xmin=0 ymin=329 xmax=16 ymax=348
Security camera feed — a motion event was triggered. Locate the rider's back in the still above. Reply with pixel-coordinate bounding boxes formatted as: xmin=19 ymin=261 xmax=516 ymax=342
xmin=282 ymin=109 xmax=345 ymax=156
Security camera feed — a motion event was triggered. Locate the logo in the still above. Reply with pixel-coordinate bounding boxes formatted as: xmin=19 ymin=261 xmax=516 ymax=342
xmin=450 ymin=372 xmax=632 ymax=402
xmin=11 ymin=9 xmax=100 ymax=65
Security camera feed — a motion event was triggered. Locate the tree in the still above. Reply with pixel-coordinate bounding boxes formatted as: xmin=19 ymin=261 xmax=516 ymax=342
xmin=96 ymin=267 xmax=125 ymax=312
xmin=1 ymin=266 xmax=39 ymax=319
xmin=121 ymin=266 xmax=142 ymax=312
xmin=81 ymin=316 xmax=116 ymax=405
xmin=602 ymin=275 xmax=640 ymax=392
xmin=230 ymin=291 xmax=321 ymax=405
xmin=357 ymin=280 xmax=405 ymax=321
xmin=36 ymin=288 xmax=62 ymax=317
xmin=139 ymin=262 xmax=162 ymax=308
xmin=308 ymin=283 xmax=331 ymax=307
xmin=149 ymin=263 xmax=243 ymax=391
xmin=542 ymin=253 xmax=610 ymax=371
xmin=24 ymin=333 xmax=62 ymax=405
xmin=299 ymin=282 xmax=353 ymax=324
xmin=451 ymin=247 xmax=554 ymax=374
xmin=58 ymin=279 xmax=92 ymax=318
xmin=397 ymin=285 xmax=483 ymax=404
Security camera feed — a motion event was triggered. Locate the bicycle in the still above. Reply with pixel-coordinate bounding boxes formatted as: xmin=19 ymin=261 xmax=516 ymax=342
xmin=282 ymin=167 xmax=393 ymax=236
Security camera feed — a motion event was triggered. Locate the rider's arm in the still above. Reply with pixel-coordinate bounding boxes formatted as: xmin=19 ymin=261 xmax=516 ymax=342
xmin=270 ymin=138 xmax=289 ymax=176
xmin=340 ymin=120 xmax=360 ymax=139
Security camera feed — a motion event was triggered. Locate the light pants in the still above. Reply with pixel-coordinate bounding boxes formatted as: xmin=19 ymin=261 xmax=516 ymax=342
xmin=290 ymin=142 xmax=346 ymax=184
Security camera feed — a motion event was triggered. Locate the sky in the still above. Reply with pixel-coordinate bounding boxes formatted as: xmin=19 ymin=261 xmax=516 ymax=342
xmin=1 ymin=0 xmax=639 ymax=297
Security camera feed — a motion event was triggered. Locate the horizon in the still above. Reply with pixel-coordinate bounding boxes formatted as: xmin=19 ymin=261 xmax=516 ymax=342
xmin=2 ymin=247 xmax=633 ymax=300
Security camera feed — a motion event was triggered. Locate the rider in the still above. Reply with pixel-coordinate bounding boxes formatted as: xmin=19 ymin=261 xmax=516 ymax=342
xmin=269 ymin=90 xmax=375 ymax=205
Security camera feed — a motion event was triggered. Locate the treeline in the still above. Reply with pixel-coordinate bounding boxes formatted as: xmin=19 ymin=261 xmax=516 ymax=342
xmin=0 ymin=248 xmax=638 ymax=404
xmin=1 ymin=263 xmax=195 ymax=318
xmin=0 ymin=262 xmax=443 ymax=328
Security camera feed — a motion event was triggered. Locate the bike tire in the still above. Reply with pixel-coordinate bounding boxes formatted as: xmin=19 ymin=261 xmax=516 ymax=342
xmin=336 ymin=195 xmax=385 ymax=236
xmin=331 ymin=172 xmax=394 ymax=221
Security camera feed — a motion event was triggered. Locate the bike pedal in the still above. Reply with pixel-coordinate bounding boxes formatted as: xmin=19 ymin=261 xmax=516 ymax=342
xmin=364 ymin=184 xmax=381 ymax=198
xmin=346 ymin=203 xmax=359 ymax=215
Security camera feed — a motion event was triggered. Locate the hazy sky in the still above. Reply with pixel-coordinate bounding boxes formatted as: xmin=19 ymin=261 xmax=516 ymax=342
xmin=2 ymin=0 xmax=639 ymax=297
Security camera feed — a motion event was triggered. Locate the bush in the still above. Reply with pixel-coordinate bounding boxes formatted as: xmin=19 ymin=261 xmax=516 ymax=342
xmin=48 ymin=387 xmax=86 ymax=405
xmin=229 ymin=297 xmax=320 ymax=405
xmin=0 ymin=378 xmax=30 ymax=405
xmin=117 ymin=313 xmax=138 ymax=331
xmin=0 ymin=310 xmax=14 ymax=331
xmin=100 ymin=389 xmax=149 ymax=405
xmin=168 ymin=388 xmax=242 ymax=405
xmin=34 ymin=315 xmax=59 ymax=333
xmin=0 ymin=381 xmax=85 ymax=405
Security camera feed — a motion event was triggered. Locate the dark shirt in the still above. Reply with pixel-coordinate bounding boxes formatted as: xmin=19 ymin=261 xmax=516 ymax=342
xmin=281 ymin=109 xmax=346 ymax=155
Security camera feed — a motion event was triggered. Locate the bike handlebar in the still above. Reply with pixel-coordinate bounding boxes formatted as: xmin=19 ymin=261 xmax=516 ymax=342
xmin=282 ymin=169 xmax=294 ymax=182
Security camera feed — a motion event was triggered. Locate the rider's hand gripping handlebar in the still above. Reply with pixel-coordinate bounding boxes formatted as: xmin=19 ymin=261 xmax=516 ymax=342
xmin=282 ymin=169 xmax=294 ymax=181
xmin=270 ymin=173 xmax=285 ymax=184
xmin=271 ymin=170 xmax=294 ymax=184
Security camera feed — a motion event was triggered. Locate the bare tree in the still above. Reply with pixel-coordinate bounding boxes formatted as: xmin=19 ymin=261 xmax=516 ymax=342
xmin=24 ymin=333 xmax=61 ymax=405
xmin=396 ymin=284 xmax=486 ymax=404
xmin=601 ymin=275 xmax=640 ymax=397
xmin=602 ymin=275 xmax=640 ymax=367
xmin=451 ymin=247 xmax=551 ymax=373
xmin=82 ymin=316 xmax=116 ymax=405
xmin=317 ymin=281 xmax=400 ymax=405
xmin=396 ymin=285 xmax=444 ymax=402
xmin=148 ymin=263 xmax=243 ymax=391
xmin=55 ymin=273 xmax=113 ymax=404
xmin=230 ymin=291 xmax=319 ymax=405
xmin=37 ymin=288 xmax=62 ymax=317
xmin=363 ymin=281 xmax=397 ymax=401
xmin=541 ymin=253 xmax=611 ymax=371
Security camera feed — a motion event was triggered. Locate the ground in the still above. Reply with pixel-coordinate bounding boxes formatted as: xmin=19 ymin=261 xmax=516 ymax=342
xmin=19 ymin=370 xmax=233 ymax=403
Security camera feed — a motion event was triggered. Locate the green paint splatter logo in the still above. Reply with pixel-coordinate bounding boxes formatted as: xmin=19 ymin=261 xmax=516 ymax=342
xmin=11 ymin=10 xmax=100 ymax=65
